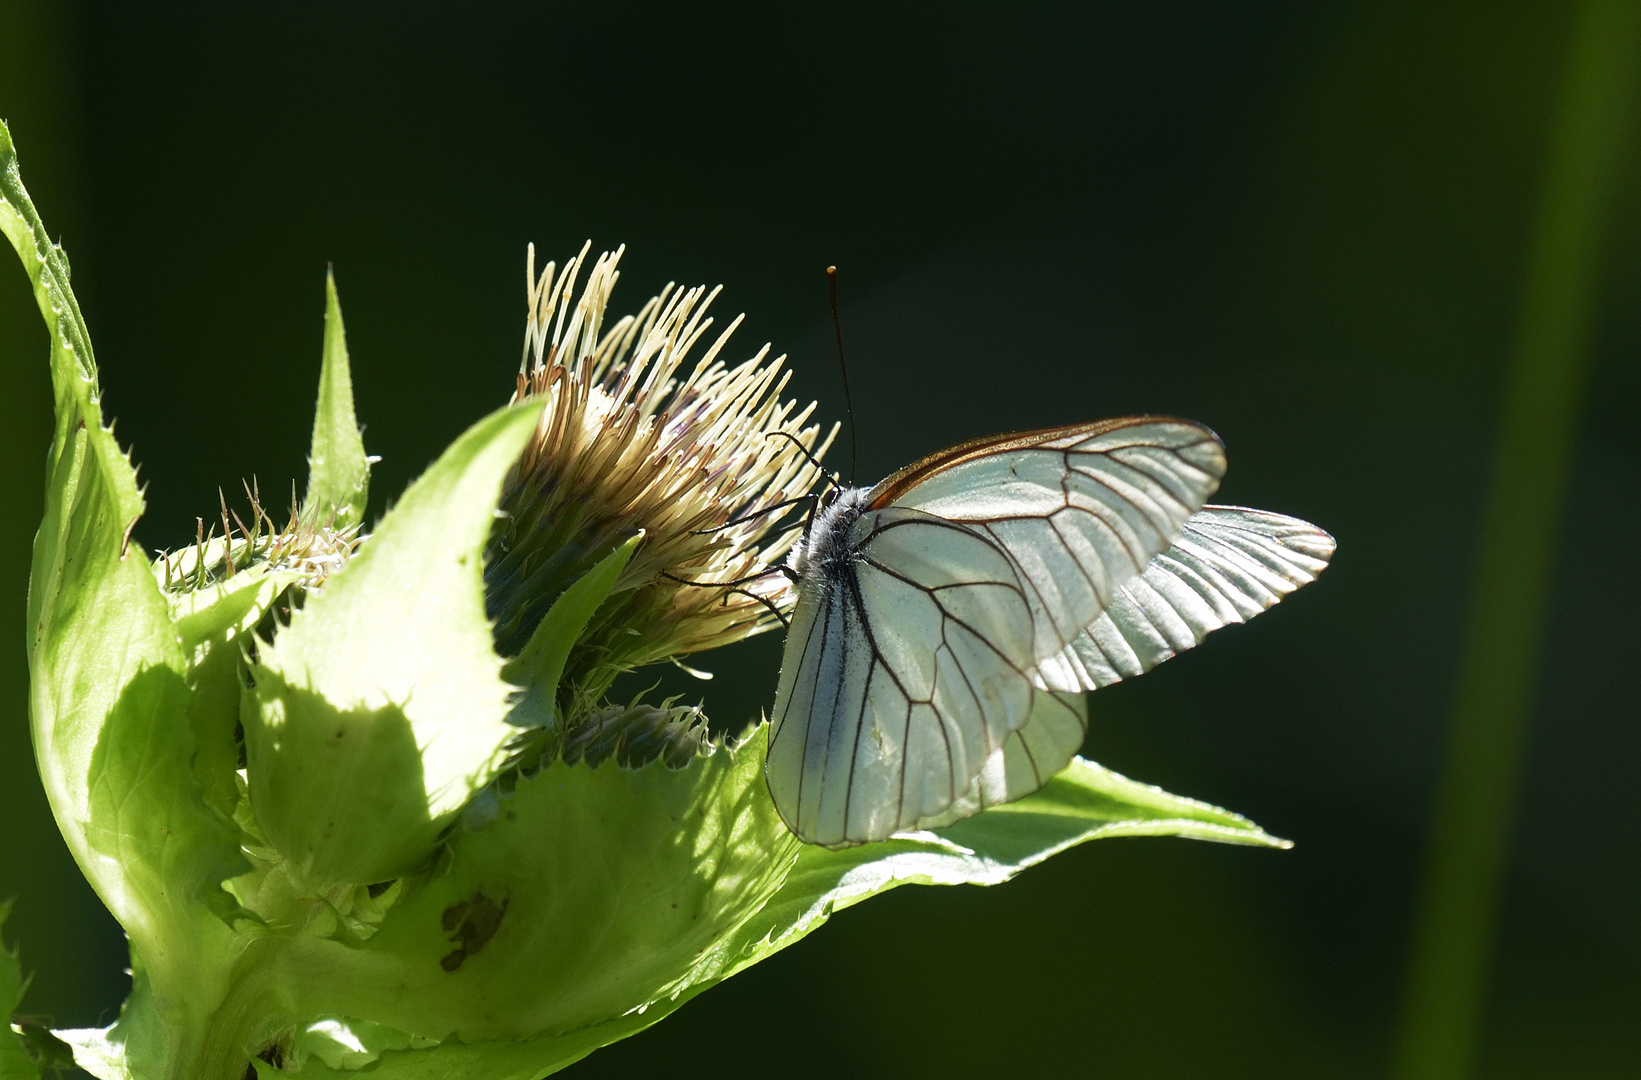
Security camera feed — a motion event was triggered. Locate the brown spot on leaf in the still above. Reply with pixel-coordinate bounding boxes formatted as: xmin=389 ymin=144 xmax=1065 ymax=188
xmin=439 ymin=891 xmax=509 ymax=972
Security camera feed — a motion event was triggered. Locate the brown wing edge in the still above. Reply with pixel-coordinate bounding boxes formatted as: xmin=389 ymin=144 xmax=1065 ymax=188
xmin=865 ymin=415 xmax=1226 ymax=511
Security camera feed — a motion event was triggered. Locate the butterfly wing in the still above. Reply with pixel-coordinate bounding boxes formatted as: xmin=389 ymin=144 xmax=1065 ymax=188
xmin=767 ymin=506 xmax=1043 ymax=847
xmin=1061 ymin=505 xmax=1336 ymax=687
xmin=768 ymin=419 xmax=1331 ymax=848
xmin=874 ymin=417 xmax=1229 ymax=690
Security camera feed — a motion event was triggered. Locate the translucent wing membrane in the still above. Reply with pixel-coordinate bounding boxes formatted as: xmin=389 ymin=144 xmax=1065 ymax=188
xmin=768 ymin=508 xmax=1057 ymax=848
xmin=882 ymin=418 xmax=1228 ymax=686
xmin=916 ymin=688 xmax=1090 ymax=831
xmin=1055 ymin=505 xmax=1336 ymax=689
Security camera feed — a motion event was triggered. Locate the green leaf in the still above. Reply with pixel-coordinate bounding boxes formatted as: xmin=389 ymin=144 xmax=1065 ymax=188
xmin=272 ymin=746 xmax=1283 ymax=1080
xmin=500 ymin=534 xmax=640 ymax=727
xmin=301 ymin=268 xmax=370 ymax=531
xmin=302 ymin=1016 xmax=658 ymax=1080
xmin=167 ymin=562 xmax=303 ymax=656
xmin=246 ymin=399 xmax=544 ymax=886
xmin=51 ymin=1026 xmax=129 ymax=1080
xmin=668 ymin=752 xmax=1287 ymax=999
xmin=162 ymin=564 xmax=307 ymax=820
xmin=1 ymin=122 xmax=153 ymax=833
xmin=258 ymin=723 xmax=802 ymax=1049
xmin=0 ymin=903 xmax=41 ymax=1080
xmin=3 ymin=120 xmax=249 ymax=1071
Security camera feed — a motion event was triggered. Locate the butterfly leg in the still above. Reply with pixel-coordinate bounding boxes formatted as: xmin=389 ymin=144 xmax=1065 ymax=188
xmin=690 ymin=493 xmax=820 ymax=535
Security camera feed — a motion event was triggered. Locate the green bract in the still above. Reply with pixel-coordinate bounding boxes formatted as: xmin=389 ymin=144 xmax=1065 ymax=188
xmin=1 ymin=120 xmax=1286 ymax=1080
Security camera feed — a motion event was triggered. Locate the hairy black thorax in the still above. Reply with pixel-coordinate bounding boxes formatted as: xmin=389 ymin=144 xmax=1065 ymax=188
xmin=792 ymin=487 xmax=871 ymax=589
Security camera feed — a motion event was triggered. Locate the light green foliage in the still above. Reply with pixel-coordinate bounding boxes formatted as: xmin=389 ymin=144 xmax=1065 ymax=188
xmin=263 ymin=753 xmax=1284 ymax=1080
xmin=501 ymin=535 xmax=640 ymax=730
xmin=301 ymin=269 xmax=370 ymax=531
xmin=245 ymin=400 xmax=543 ymax=887
xmin=1 ymin=903 xmax=41 ymax=1080
xmin=2 ymin=113 xmax=249 ymax=1080
xmin=683 ymin=755 xmax=1285 ymax=1001
xmin=1 ymin=118 xmax=1288 ymax=1080
xmin=269 ymin=725 xmax=803 ymax=1047
xmin=174 ymin=569 xmax=306 ymax=823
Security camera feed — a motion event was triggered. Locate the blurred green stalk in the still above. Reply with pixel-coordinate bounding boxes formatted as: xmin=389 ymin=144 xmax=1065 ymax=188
xmin=1392 ymin=2 xmax=1640 ymax=1078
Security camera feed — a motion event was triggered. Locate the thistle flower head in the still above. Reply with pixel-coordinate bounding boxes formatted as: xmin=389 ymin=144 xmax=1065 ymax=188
xmin=485 ymin=243 xmax=835 ymax=698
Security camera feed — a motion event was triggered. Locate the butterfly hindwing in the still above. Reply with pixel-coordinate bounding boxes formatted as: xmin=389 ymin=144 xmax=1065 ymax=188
xmin=916 ymin=687 xmax=1090 ymax=832
xmin=1059 ymin=505 xmax=1337 ymax=688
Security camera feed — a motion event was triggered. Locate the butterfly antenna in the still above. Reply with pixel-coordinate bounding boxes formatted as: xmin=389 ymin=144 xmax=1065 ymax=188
xmin=766 ymin=431 xmax=837 ymax=486
xmin=826 ymin=266 xmax=858 ymax=484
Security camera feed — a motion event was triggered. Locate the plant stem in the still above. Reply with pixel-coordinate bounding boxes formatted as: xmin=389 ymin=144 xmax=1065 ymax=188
xmin=1391 ymin=2 xmax=1640 ymax=1078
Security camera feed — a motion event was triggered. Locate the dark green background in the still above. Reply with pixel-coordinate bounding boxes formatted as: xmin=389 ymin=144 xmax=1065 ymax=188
xmin=2 ymin=2 xmax=1636 ymax=1076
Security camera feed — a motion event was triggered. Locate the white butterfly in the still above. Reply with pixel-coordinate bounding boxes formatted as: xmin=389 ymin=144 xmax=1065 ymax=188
xmin=766 ymin=417 xmax=1334 ymax=849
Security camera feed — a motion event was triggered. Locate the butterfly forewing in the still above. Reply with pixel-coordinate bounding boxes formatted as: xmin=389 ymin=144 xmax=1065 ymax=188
xmin=876 ymin=418 xmax=1228 ymax=689
xmin=768 ymin=506 xmax=1039 ymax=847
xmin=766 ymin=579 xmax=827 ymax=823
